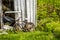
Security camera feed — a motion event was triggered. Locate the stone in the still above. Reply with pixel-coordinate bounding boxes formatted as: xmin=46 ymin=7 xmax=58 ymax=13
xmin=2 ymin=25 xmax=13 ymax=31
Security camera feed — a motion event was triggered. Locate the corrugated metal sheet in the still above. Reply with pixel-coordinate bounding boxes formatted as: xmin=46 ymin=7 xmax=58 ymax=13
xmin=0 ymin=0 xmax=36 ymax=27
xmin=14 ymin=0 xmax=36 ymax=26
xmin=26 ymin=0 xmax=36 ymax=26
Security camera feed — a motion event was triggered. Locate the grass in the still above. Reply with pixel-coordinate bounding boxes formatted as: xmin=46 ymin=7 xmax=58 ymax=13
xmin=0 ymin=31 xmax=57 ymax=40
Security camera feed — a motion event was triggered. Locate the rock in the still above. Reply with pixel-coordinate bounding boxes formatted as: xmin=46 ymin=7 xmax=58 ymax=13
xmin=0 ymin=31 xmax=8 ymax=35
xmin=0 ymin=29 xmax=8 ymax=35
xmin=0 ymin=25 xmax=13 ymax=35
xmin=2 ymin=25 xmax=13 ymax=31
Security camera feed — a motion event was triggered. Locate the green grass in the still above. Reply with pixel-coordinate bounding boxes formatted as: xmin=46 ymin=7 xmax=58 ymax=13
xmin=0 ymin=31 xmax=56 ymax=40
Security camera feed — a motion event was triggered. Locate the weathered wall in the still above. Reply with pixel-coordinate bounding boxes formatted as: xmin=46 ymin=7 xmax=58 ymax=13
xmin=26 ymin=0 xmax=36 ymax=26
xmin=0 ymin=0 xmax=3 ymax=28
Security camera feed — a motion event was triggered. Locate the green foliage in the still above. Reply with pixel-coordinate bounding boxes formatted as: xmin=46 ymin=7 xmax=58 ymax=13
xmin=6 ymin=29 xmax=15 ymax=34
xmin=53 ymin=26 xmax=60 ymax=38
xmin=37 ymin=0 xmax=60 ymax=31
xmin=0 ymin=31 xmax=55 ymax=40
xmin=37 ymin=0 xmax=60 ymax=39
xmin=36 ymin=18 xmax=53 ymax=31
xmin=45 ymin=21 xmax=60 ymax=32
